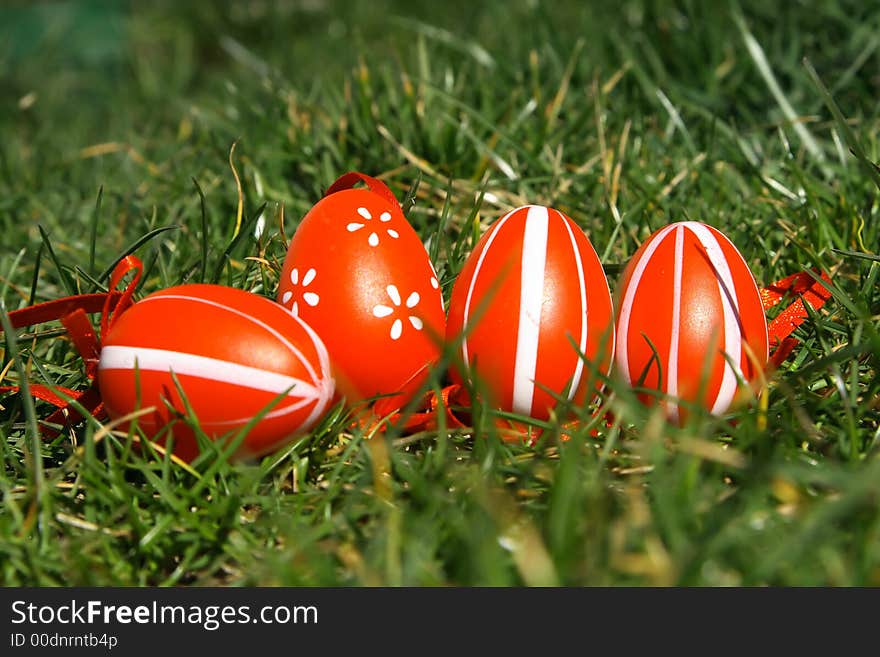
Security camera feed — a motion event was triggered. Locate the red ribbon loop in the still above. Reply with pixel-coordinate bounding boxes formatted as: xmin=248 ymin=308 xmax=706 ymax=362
xmin=6 ymin=293 xmax=116 ymax=331
xmin=762 ymin=269 xmax=833 ymax=345
xmin=356 ymin=384 xmax=469 ymax=435
xmin=761 ymin=269 xmax=832 ymax=368
xmin=100 ymin=255 xmax=143 ymax=339
xmin=0 ymin=383 xmax=79 ymax=408
xmin=323 ymin=171 xmax=401 ymax=209
xmin=1 ymin=255 xmax=143 ymax=439
xmin=63 ymin=309 xmax=101 ymax=380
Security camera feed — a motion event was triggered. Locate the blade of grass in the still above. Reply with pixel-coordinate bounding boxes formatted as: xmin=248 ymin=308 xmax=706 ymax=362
xmin=228 ymin=140 xmax=244 ymax=241
xmin=37 ymin=225 xmax=77 ymax=296
xmin=89 ymin=185 xmax=103 ymax=275
xmin=803 ymin=57 xmax=880 ymax=192
xmin=95 ymin=225 xmax=180 ymax=286
xmin=193 ymin=177 xmax=210 ymax=283
xmin=27 ymin=242 xmax=43 ymax=307
xmin=389 ymin=16 xmax=496 ymax=69
xmin=733 ymin=7 xmax=827 ymax=170
xmin=1 ymin=299 xmax=47 ymax=537
xmin=210 ymin=202 xmax=267 ymax=284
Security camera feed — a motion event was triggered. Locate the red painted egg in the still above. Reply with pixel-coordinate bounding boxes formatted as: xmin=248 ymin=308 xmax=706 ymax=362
xmin=98 ymin=284 xmax=334 ymax=461
xmin=614 ymin=221 xmax=769 ymax=420
xmin=446 ymin=204 xmax=615 ymax=421
xmin=277 ymin=174 xmax=445 ymax=409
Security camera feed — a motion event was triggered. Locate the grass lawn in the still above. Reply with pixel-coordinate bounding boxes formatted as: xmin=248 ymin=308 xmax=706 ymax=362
xmin=1 ymin=0 xmax=878 ymax=586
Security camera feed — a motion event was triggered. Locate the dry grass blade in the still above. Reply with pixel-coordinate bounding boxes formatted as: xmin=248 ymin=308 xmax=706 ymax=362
xmin=229 ymin=140 xmax=244 ymax=240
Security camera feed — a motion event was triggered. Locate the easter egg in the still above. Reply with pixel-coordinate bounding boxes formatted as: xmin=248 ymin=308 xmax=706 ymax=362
xmin=446 ymin=204 xmax=615 ymax=421
xmin=98 ymin=284 xmax=334 ymax=461
xmin=277 ymin=173 xmax=445 ymax=410
xmin=614 ymin=221 xmax=769 ymax=420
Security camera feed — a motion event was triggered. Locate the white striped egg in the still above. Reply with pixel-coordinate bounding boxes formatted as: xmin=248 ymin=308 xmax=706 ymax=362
xmin=98 ymin=284 xmax=334 ymax=461
xmin=614 ymin=221 xmax=769 ymax=420
xmin=446 ymin=205 xmax=615 ymax=422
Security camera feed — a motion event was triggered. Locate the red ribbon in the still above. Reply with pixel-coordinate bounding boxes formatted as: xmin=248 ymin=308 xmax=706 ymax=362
xmin=362 ymin=383 xmax=469 ymax=435
xmin=0 ymin=255 xmax=142 ymax=437
xmin=324 ymin=172 xmax=401 ymax=208
xmin=100 ymin=255 xmax=142 ymax=340
xmin=762 ymin=269 xmax=833 ymax=369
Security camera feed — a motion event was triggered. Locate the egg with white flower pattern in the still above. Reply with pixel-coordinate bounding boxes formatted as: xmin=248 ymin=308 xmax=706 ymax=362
xmin=277 ymin=173 xmax=445 ymax=410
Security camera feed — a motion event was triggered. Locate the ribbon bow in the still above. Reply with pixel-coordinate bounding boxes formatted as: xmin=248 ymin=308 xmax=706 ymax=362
xmin=0 ymin=256 xmax=142 ymax=437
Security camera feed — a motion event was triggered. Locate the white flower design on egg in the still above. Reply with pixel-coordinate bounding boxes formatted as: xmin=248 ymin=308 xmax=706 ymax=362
xmin=372 ymin=284 xmax=423 ymax=340
xmin=281 ymin=267 xmax=319 ymax=316
xmin=346 ymin=206 xmax=400 ymax=247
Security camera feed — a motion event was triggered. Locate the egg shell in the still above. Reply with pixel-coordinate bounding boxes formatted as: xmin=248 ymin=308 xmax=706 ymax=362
xmin=446 ymin=204 xmax=615 ymax=421
xmin=614 ymin=221 xmax=769 ymax=420
xmin=98 ymin=284 xmax=334 ymax=461
xmin=277 ymin=183 xmax=445 ymax=409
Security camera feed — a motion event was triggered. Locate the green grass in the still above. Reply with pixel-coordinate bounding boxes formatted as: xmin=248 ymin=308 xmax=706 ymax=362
xmin=1 ymin=0 xmax=879 ymax=586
